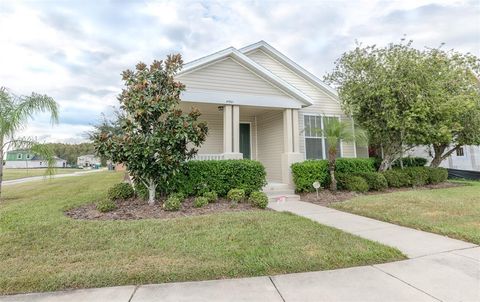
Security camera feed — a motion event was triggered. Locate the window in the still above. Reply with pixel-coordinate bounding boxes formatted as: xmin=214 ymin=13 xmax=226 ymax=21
xmin=16 ymin=153 xmax=22 ymax=160
xmin=26 ymin=154 xmax=31 ymax=159
xmin=304 ymin=115 xmax=341 ymax=159
xmin=456 ymin=147 xmax=465 ymax=157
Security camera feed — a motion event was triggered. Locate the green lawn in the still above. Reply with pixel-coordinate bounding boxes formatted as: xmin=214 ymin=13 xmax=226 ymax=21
xmin=0 ymin=172 xmax=404 ymax=295
xmin=2 ymin=168 xmax=82 ymax=181
xmin=332 ymin=181 xmax=480 ymax=244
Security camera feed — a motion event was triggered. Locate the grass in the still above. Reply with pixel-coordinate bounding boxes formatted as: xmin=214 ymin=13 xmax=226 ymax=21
xmin=331 ymin=180 xmax=480 ymax=244
xmin=2 ymin=168 xmax=82 ymax=181
xmin=0 ymin=172 xmax=405 ymax=295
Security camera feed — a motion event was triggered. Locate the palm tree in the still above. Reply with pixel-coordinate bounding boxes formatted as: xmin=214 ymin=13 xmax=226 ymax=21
xmin=0 ymin=87 xmax=59 ymax=198
xmin=316 ymin=117 xmax=366 ymax=191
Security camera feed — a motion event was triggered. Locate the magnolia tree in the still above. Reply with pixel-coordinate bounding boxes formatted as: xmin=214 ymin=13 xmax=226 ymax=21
xmin=325 ymin=40 xmax=480 ymax=170
xmin=93 ymin=55 xmax=208 ymax=205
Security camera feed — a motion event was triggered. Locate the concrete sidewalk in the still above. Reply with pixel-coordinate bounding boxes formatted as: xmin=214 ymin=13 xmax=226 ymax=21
xmin=2 ymin=169 xmax=105 ymax=186
xmin=1 ymin=201 xmax=479 ymax=301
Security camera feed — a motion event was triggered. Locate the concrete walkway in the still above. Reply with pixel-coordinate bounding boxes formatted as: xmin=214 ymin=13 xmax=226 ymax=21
xmin=2 ymin=169 xmax=105 ymax=186
xmin=1 ymin=201 xmax=479 ymax=302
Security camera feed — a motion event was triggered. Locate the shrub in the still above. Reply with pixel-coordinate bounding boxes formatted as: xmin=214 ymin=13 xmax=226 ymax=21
xmin=96 ymin=199 xmax=117 ymax=213
xmin=249 ymin=191 xmax=269 ymax=209
xmin=291 ymin=158 xmax=375 ymax=192
xmin=107 ymin=183 xmax=134 ymax=201
xmin=392 ymin=157 xmax=427 ymax=168
xmin=382 ymin=169 xmax=411 ymax=187
xmin=164 ymin=196 xmax=181 ymax=211
xmin=336 ymin=173 xmax=369 ymax=192
xmin=353 ymin=172 xmax=388 ymax=191
xmin=134 ymin=160 xmax=266 ymax=198
xmin=426 ymin=167 xmax=448 ymax=184
xmin=203 ymin=191 xmax=218 ymax=203
xmin=193 ymin=196 xmax=209 ymax=208
xmin=404 ymin=167 xmax=429 ymax=186
xmin=227 ymin=189 xmax=245 ymax=203
xmin=169 ymin=192 xmax=186 ymax=201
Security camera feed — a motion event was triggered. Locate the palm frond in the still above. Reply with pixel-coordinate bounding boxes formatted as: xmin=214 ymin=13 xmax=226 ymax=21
xmin=3 ymin=138 xmax=57 ymax=177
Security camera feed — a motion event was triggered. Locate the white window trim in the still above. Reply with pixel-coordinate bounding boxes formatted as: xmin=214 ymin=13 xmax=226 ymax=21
xmin=17 ymin=153 xmax=22 ymax=160
xmin=303 ymin=113 xmax=343 ymax=160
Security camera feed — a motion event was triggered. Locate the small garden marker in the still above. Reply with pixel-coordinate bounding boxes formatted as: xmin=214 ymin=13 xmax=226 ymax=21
xmin=313 ymin=181 xmax=321 ymax=199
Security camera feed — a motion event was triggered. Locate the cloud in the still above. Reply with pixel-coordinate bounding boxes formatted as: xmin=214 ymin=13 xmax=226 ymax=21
xmin=1 ymin=0 xmax=478 ymax=142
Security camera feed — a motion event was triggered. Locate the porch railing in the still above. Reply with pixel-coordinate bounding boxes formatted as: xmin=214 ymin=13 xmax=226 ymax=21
xmin=192 ymin=153 xmax=225 ymax=161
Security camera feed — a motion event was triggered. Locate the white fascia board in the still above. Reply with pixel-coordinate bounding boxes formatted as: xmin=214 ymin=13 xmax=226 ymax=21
xmin=180 ymin=89 xmax=303 ymax=109
xmin=239 ymin=41 xmax=340 ymax=102
xmin=177 ymin=47 xmax=313 ymax=107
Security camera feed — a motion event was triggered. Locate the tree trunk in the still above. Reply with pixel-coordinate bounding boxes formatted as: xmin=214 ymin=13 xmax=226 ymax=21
xmin=328 ymin=149 xmax=337 ymax=191
xmin=148 ymin=179 xmax=156 ymax=206
xmin=430 ymin=144 xmax=457 ymax=168
xmin=378 ymin=154 xmax=393 ymax=171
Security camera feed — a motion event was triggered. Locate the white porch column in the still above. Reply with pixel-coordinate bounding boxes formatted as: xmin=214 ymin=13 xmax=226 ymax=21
xmin=232 ymin=105 xmax=240 ymax=153
xmin=281 ymin=108 xmax=303 ymax=186
xmin=223 ymin=105 xmax=242 ymax=159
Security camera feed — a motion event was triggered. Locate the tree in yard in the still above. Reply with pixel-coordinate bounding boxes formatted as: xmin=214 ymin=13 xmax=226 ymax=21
xmin=412 ymin=49 xmax=480 ymax=167
xmin=0 ymin=87 xmax=59 ymax=198
xmin=316 ymin=118 xmax=366 ymax=191
xmin=325 ymin=40 xmax=480 ymax=170
xmin=93 ymin=55 xmax=208 ymax=205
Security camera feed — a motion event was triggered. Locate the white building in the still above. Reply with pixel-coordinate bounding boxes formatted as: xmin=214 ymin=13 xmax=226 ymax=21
xmin=77 ymin=154 xmax=101 ymax=167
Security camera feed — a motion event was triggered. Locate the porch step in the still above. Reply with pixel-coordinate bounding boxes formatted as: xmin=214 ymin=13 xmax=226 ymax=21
xmin=262 ymin=182 xmax=291 ymax=192
xmin=266 ymin=194 xmax=301 ymax=203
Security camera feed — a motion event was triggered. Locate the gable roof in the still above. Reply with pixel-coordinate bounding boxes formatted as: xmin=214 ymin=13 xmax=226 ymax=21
xmin=239 ymin=40 xmax=339 ymax=101
xmin=177 ymin=46 xmax=313 ymax=107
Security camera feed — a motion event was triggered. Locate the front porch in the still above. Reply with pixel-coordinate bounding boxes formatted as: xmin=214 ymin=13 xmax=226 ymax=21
xmin=181 ymin=102 xmax=303 ymax=185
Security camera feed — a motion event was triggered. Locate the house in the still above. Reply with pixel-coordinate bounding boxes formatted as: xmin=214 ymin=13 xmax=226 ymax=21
xmin=176 ymin=41 xmax=368 ymax=187
xmin=4 ymin=150 xmax=67 ymax=169
xmin=77 ymin=154 xmax=101 ymax=168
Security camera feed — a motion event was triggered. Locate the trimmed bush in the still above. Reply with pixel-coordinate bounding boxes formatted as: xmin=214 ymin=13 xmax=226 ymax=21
xmin=96 ymin=199 xmax=117 ymax=213
xmin=337 ymin=173 xmax=369 ymax=193
xmin=203 ymin=191 xmax=218 ymax=203
xmin=392 ymin=157 xmax=427 ymax=168
xmin=382 ymin=169 xmax=411 ymax=187
xmin=291 ymin=158 xmax=375 ymax=192
xmin=193 ymin=196 xmax=209 ymax=208
xmin=426 ymin=167 xmax=448 ymax=184
xmin=405 ymin=167 xmax=429 ymax=186
xmin=164 ymin=196 xmax=181 ymax=211
xmin=107 ymin=183 xmax=134 ymax=201
xmin=169 ymin=192 xmax=186 ymax=201
xmin=227 ymin=189 xmax=245 ymax=203
xmin=249 ymin=191 xmax=269 ymax=209
xmin=135 ymin=160 xmax=266 ymax=198
xmin=353 ymin=172 xmax=388 ymax=191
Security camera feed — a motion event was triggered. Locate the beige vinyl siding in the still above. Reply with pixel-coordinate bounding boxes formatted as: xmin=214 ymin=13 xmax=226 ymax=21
xmin=177 ymin=57 xmax=290 ymax=98
xmin=257 ymin=111 xmax=283 ymax=182
xmin=197 ymin=113 xmax=223 ymax=154
xmin=247 ymin=49 xmax=362 ymax=159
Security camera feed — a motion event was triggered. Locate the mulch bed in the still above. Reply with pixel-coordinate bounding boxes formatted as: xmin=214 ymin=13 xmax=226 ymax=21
xmin=65 ymin=197 xmax=261 ymax=221
xmin=300 ymin=182 xmax=464 ymax=206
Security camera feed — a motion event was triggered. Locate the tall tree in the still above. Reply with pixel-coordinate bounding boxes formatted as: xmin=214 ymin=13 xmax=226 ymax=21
xmin=412 ymin=49 xmax=480 ymax=167
xmin=0 ymin=87 xmax=59 ymax=198
xmin=318 ymin=118 xmax=366 ymax=191
xmin=324 ymin=40 xmax=479 ymax=170
xmin=93 ymin=55 xmax=208 ymax=205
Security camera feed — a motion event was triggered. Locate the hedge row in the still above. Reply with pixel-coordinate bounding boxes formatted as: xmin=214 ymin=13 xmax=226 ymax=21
xmin=383 ymin=167 xmax=448 ymax=188
xmin=291 ymin=158 xmax=376 ymax=192
xmin=373 ymin=156 xmax=427 ymax=170
xmin=137 ymin=159 xmax=267 ymax=198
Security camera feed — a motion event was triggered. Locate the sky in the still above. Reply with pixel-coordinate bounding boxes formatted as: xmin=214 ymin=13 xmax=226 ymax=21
xmin=1 ymin=0 xmax=479 ymax=143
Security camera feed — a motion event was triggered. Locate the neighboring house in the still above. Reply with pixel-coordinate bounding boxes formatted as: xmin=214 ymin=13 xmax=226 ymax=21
xmin=77 ymin=154 xmax=101 ymax=167
xmin=176 ymin=40 xmax=367 ymax=186
xmin=410 ymin=145 xmax=480 ymax=171
xmin=4 ymin=150 xmax=67 ymax=169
